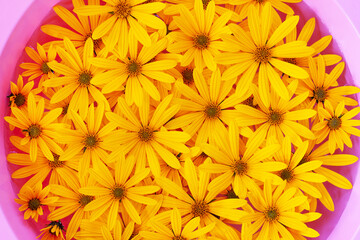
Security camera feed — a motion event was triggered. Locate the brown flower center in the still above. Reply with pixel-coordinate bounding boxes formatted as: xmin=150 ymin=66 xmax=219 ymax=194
xmin=138 ymin=127 xmax=154 ymax=142
xmin=193 ymin=34 xmax=210 ymax=50
xmin=48 ymin=153 xmax=64 ymax=169
xmin=191 ymin=200 xmax=209 ymax=217
xmin=84 ymin=135 xmax=99 ymax=149
xmin=254 ymin=46 xmax=271 ymax=63
xmin=280 ymin=168 xmax=294 ymax=182
xmin=61 ymin=104 xmax=69 ymax=116
xmin=328 ymin=117 xmax=342 ymax=130
xmin=204 ymin=103 xmax=221 ymax=119
xmin=233 ymin=160 xmax=248 ymax=175
xmin=115 ymin=2 xmax=131 ymax=18
xmin=27 ymin=124 xmax=42 ymax=138
xmin=202 ymin=0 xmax=211 ymax=9
xmin=28 ymin=198 xmax=41 ymax=210
xmin=78 ymin=71 xmax=92 ymax=86
xmin=268 ymin=110 xmax=284 ymax=125
xmin=14 ymin=93 xmax=26 ymax=107
xmin=112 ymin=185 xmax=126 ymax=200
xmin=79 ymin=194 xmax=95 ymax=207
xmin=40 ymin=62 xmax=51 ymax=74
xmin=173 ymin=236 xmax=186 ymax=240
xmin=181 ymin=68 xmax=194 ymax=85
xmin=264 ymin=207 xmax=279 ymax=222
xmin=313 ymin=87 xmax=327 ymax=103
xmin=127 ymin=60 xmax=142 ymax=77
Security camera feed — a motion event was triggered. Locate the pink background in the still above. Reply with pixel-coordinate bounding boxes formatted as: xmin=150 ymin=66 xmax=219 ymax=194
xmin=0 ymin=0 xmax=360 ymax=239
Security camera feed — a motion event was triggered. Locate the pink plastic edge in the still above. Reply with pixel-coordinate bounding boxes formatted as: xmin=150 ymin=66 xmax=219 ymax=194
xmin=0 ymin=0 xmax=360 ymax=239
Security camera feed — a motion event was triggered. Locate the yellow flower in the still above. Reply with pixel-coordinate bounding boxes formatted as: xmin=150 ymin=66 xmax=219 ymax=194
xmin=313 ymin=101 xmax=360 ymax=154
xmin=167 ymin=0 xmax=232 ymax=71
xmin=105 ymin=94 xmax=190 ymax=176
xmin=216 ymin=3 xmax=313 ymax=105
xmin=79 ymin=157 xmax=159 ymax=229
xmin=272 ymin=138 xmax=327 ymax=198
xmin=299 ymin=56 xmax=359 ymax=114
xmin=89 ymin=35 xmax=176 ymax=106
xmin=41 ymin=0 xmax=106 ymax=55
xmin=4 ymin=93 xmax=65 ymax=162
xmin=140 ymin=208 xmax=215 ymax=239
xmin=236 ymin=82 xmax=316 ymax=147
xmin=240 ymin=180 xmax=319 ymax=239
xmin=200 ymin=121 xmax=285 ymax=199
xmin=44 ymin=38 xmax=110 ymax=119
xmin=48 ymin=176 xmax=96 ymax=240
xmin=232 ymin=0 xmax=302 ymax=19
xmin=7 ymin=136 xmax=78 ymax=188
xmin=37 ymin=221 xmax=65 ymax=240
xmin=166 ymin=68 xmax=246 ymax=145
xmin=74 ymin=0 xmax=166 ymax=54
xmin=15 ymin=183 xmax=58 ymax=222
xmin=57 ymin=103 xmax=116 ymax=176
xmin=156 ymin=158 xmax=247 ymax=239
xmin=19 ymin=43 xmax=56 ymax=88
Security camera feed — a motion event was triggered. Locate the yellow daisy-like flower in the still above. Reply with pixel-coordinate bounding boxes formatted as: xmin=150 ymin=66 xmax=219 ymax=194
xmin=7 ymin=136 xmax=78 ymax=188
xmin=232 ymin=0 xmax=302 ymax=19
xmin=48 ymin=177 xmax=96 ymax=240
xmin=241 ymin=180 xmax=319 ymax=239
xmin=284 ymin=17 xmax=342 ymax=68
xmin=299 ymin=56 xmax=359 ymax=113
xmin=313 ymin=101 xmax=360 ymax=154
xmin=4 ymin=93 xmax=65 ymax=162
xmin=79 ymin=157 xmax=160 ymax=229
xmin=15 ymin=183 xmax=58 ymax=222
xmin=41 ymin=0 xmax=106 ymax=55
xmin=167 ymin=0 xmax=232 ymax=71
xmin=58 ymin=103 xmax=116 ymax=176
xmin=44 ymin=38 xmax=109 ymax=119
xmin=74 ymin=0 xmax=166 ymax=54
xmin=166 ymin=68 xmax=246 ymax=145
xmin=105 ymin=94 xmax=190 ymax=176
xmin=20 ymin=43 xmax=56 ymax=87
xmin=90 ymin=35 xmax=176 ymax=106
xmin=156 ymin=158 xmax=247 ymax=239
xmin=200 ymin=122 xmax=285 ymax=199
xmin=236 ymin=82 xmax=316 ymax=147
xmin=140 ymin=208 xmax=215 ymax=240
xmin=272 ymin=138 xmax=327 ymax=198
xmin=216 ymin=3 xmax=313 ymax=105
xmin=37 ymin=221 xmax=65 ymax=240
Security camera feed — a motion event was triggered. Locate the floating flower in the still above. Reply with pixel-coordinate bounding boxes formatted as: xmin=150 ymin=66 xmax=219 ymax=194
xmin=37 ymin=221 xmax=65 ymax=240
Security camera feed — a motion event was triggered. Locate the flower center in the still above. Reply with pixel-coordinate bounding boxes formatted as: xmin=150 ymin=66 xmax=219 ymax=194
xmin=112 ymin=185 xmax=126 ymax=200
xmin=78 ymin=194 xmax=95 ymax=207
xmin=328 ymin=117 xmax=342 ymax=130
xmin=127 ymin=60 xmax=142 ymax=77
xmin=173 ymin=236 xmax=186 ymax=240
xmin=28 ymin=198 xmax=41 ymax=210
xmin=84 ymin=134 xmax=99 ymax=149
xmin=78 ymin=71 xmax=93 ymax=86
xmin=313 ymin=87 xmax=327 ymax=103
xmin=14 ymin=93 xmax=26 ymax=107
xmin=191 ymin=200 xmax=209 ymax=218
xmin=283 ymin=58 xmax=297 ymax=65
xmin=193 ymin=34 xmax=210 ymax=50
xmin=233 ymin=160 xmax=248 ymax=175
xmin=268 ymin=110 xmax=283 ymax=125
xmin=280 ymin=168 xmax=294 ymax=182
xmin=62 ymin=104 xmax=69 ymax=116
xmin=254 ymin=46 xmax=271 ymax=63
xmin=264 ymin=207 xmax=279 ymax=222
xmin=204 ymin=103 xmax=221 ymax=119
xmin=48 ymin=153 xmax=64 ymax=169
xmin=181 ymin=68 xmax=194 ymax=85
xmin=138 ymin=127 xmax=154 ymax=142
xmin=202 ymin=0 xmax=211 ymax=9
xmin=47 ymin=221 xmax=65 ymax=236
xmin=27 ymin=124 xmax=42 ymax=138
xmin=115 ymin=1 xmax=131 ymax=18
xmin=40 ymin=62 xmax=51 ymax=74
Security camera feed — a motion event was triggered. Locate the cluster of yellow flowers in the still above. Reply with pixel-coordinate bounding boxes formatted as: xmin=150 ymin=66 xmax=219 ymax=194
xmin=5 ymin=0 xmax=360 ymax=239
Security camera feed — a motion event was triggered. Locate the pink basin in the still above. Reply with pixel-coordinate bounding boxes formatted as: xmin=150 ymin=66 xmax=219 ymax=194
xmin=0 ymin=0 xmax=359 ymax=239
